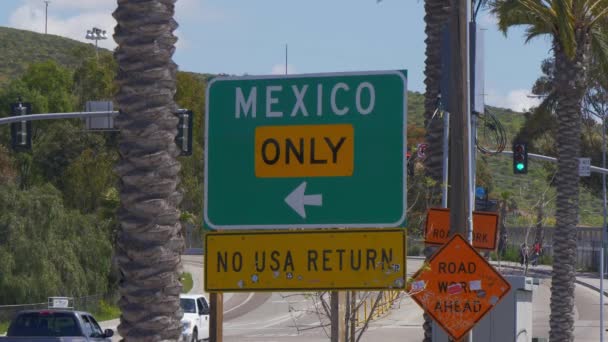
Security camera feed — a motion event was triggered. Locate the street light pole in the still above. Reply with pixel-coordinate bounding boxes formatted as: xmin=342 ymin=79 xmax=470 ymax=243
xmin=44 ymin=1 xmax=50 ymax=34
xmin=85 ymin=27 xmax=108 ymax=59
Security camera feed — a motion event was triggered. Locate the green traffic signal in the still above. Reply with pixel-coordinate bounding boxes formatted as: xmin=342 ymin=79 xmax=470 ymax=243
xmin=513 ymin=142 xmax=528 ymax=174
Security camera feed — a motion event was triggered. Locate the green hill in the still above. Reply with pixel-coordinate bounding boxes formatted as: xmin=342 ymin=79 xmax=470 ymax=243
xmin=0 ymin=25 xmax=527 ymax=133
xmin=0 ymin=26 xmax=111 ymax=86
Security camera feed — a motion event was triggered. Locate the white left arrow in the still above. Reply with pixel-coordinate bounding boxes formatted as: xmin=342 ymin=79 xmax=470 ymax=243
xmin=285 ymin=181 xmax=323 ymax=219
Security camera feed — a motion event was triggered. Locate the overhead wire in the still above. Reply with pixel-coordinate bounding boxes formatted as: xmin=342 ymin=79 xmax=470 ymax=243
xmin=476 ymin=107 xmax=507 ymax=155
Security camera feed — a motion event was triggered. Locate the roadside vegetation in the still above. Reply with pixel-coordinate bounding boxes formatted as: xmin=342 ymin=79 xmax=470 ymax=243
xmin=180 ymin=273 xmax=194 ymax=294
xmin=0 ymin=30 xmax=207 ymax=309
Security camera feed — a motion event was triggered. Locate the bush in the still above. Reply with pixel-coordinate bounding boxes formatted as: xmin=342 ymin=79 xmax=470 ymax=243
xmin=92 ymin=300 xmax=121 ymax=322
xmin=181 ymin=272 xmax=193 ymax=293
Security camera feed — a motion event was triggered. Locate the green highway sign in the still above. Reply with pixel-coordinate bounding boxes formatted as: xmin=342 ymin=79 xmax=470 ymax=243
xmin=204 ymin=71 xmax=407 ymax=229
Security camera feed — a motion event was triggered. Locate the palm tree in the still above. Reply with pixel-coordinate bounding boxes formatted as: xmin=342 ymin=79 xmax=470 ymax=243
xmin=421 ymin=1 xmax=450 ymax=340
xmin=490 ymin=1 xmax=608 ymax=340
xmin=423 ymin=0 xmax=451 ymax=204
xmin=112 ymin=0 xmax=185 ymax=340
xmin=497 ymin=191 xmax=515 ymax=258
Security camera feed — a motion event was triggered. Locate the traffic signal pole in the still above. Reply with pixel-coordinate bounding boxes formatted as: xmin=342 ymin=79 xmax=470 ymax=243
xmin=0 ymin=110 xmax=119 ymax=125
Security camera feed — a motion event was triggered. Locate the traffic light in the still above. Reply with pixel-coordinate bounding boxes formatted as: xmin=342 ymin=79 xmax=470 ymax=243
xmin=10 ymin=102 xmax=32 ymax=151
xmin=513 ymin=142 xmax=528 ymax=174
xmin=175 ymin=109 xmax=193 ymax=156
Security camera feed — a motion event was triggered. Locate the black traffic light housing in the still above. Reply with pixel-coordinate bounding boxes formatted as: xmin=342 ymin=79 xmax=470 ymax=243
xmin=175 ymin=109 xmax=193 ymax=156
xmin=513 ymin=142 xmax=528 ymax=174
xmin=10 ymin=102 xmax=32 ymax=151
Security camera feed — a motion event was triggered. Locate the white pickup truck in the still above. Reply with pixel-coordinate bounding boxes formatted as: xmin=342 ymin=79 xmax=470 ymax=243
xmin=179 ymin=294 xmax=210 ymax=342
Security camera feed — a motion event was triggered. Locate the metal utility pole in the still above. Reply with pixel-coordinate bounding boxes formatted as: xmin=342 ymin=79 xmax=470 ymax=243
xmin=44 ymin=1 xmax=50 ymax=34
xmin=448 ymin=1 xmax=472 ymax=236
xmin=447 ymin=0 xmax=473 ymax=339
xmin=442 ymin=110 xmax=450 ymax=208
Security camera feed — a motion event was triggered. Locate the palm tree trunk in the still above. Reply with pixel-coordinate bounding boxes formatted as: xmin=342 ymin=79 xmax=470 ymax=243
xmin=422 ymin=1 xmax=450 ymax=341
xmin=423 ymin=0 xmax=450 ymax=202
xmin=113 ymin=1 xmax=185 ymax=341
xmin=549 ymin=32 xmax=589 ymax=342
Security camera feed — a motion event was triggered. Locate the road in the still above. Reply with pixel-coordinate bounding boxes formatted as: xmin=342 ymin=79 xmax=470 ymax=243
xmin=219 ymin=259 xmax=608 ymax=341
xmin=103 ymin=256 xmax=608 ymax=341
xmin=531 ymin=275 xmax=606 ymax=342
xmin=221 ymin=258 xmax=428 ymax=341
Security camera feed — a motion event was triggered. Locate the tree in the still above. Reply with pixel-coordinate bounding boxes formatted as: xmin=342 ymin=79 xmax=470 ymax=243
xmin=422 ymin=0 xmax=450 ymax=205
xmin=421 ymin=1 xmax=450 ymax=340
xmin=72 ymin=53 xmax=117 ymax=109
xmin=490 ymin=1 xmax=608 ymax=339
xmin=0 ymin=145 xmax=17 ymax=186
xmin=497 ymin=191 xmax=516 ymax=258
xmin=112 ymin=0 xmax=185 ymax=340
xmin=63 ymin=149 xmax=117 ymax=213
xmin=0 ymin=183 xmax=112 ymax=304
xmin=21 ymin=60 xmax=76 ymax=113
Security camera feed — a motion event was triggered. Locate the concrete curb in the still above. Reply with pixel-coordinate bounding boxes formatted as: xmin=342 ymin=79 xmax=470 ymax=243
xmin=493 ymin=262 xmax=608 ymax=297
xmin=572 ymin=278 xmax=608 ymax=297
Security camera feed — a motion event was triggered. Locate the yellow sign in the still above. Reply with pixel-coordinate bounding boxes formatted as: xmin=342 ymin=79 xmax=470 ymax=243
xmin=255 ymin=124 xmax=354 ymax=178
xmin=205 ymin=229 xmax=406 ymax=292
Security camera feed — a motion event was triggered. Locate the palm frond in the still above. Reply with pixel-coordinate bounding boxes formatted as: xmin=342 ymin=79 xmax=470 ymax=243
xmin=589 ymin=5 xmax=608 ymax=26
xmin=552 ymin=0 xmax=577 ymax=58
xmin=590 ymin=24 xmax=608 ymax=75
xmin=586 ymin=0 xmax=608 ymax=19
xmin=524 ymin=21 xmax=553 ymax=43
xmin=490 ymin=0 xmax=555 ymax=36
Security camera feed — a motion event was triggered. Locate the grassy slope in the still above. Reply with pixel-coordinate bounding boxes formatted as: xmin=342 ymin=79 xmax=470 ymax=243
xmin=0 ymin=26 xmax=114 ymax=86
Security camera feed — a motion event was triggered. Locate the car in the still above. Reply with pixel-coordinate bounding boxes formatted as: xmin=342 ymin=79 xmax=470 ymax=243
xmin=0 ymin=309 xmax=114 ymax=341
xmin=180 ymin=294 xmax=210 ymax=342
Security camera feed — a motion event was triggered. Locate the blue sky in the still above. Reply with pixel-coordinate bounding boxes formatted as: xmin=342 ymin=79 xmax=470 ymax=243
xmin=0 ymin=0 xmax=552 ymax=112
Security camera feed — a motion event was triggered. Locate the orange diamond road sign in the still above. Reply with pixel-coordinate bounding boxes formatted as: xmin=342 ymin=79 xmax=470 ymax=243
xmin=424 ymin=208 xmax=499 ymax=250
xmin=409 ymin=234 xmax=511 ymax=341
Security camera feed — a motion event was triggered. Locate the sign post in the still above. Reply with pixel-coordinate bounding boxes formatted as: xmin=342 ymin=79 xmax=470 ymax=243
xmin=205 ymin=71 xmax=407 ymax=230
xmin=409 ymin=235 xmax=511 ymax=341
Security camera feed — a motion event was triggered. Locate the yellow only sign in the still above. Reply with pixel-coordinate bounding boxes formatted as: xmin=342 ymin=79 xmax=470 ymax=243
xmin=254 ymin=124 xmax=354 ymax=178
xmin=205 ymin=229 xmax=406 ymax=292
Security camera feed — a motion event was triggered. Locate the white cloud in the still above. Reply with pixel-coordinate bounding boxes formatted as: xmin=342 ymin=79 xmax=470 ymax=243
xmin=174 ymin=29 xmax=189 ymax=50
xmin=18 ymin=0 xmax=111 ymax=11
xmin=7 ymin=0 xmax=225 ymax=51
xmin=486 ymin=89 xmax=541 ymax=112
xmin=271 ymin=64 xmax=297 ymax=75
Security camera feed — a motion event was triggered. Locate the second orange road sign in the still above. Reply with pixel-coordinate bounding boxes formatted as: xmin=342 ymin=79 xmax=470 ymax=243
xmin=424 ymin=208 xmax=499 ymax=250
